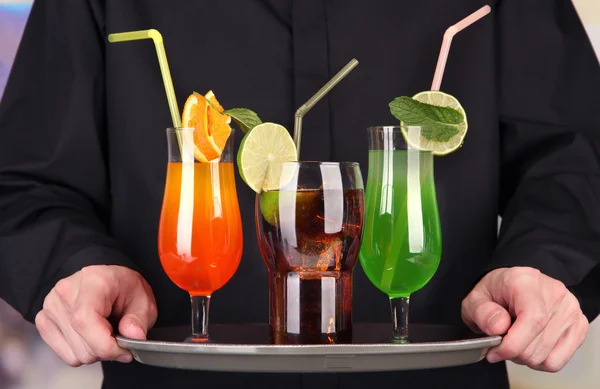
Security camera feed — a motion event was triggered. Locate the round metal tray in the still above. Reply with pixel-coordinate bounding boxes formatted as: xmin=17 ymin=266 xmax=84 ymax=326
xmin=116 ymin=323 xmax=501 ymax=373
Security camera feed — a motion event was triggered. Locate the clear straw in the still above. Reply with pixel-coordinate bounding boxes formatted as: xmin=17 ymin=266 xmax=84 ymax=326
xmin=430 ymin=5 xmax=491 ymax=91
xmin=293 ymin=59 xmax=359 ymax=158
xmin=108 ymin=29 xmax=181 ymax=128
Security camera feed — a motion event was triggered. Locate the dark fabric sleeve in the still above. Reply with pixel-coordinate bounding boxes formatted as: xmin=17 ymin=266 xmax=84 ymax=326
xmin=0 ymin=0 xmax=136 ymax=322
xmin=490 ymin=0 xmax=600 ymax=321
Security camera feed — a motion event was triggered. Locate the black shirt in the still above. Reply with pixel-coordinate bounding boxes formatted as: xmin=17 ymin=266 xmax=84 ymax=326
xmin=1 ymin=1 xmax=599 ymax=388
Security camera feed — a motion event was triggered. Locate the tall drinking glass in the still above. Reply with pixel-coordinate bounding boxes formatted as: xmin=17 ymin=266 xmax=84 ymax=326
xmin=256 ymin=162 xmax=364 ymax=344
xmin=359 ymin=126 xmax=442 ymax=341
xmin=158 ymin=128 xmax=243 ymax=341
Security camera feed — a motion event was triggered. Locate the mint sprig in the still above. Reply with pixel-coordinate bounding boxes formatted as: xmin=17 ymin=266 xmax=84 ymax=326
xmin=223 ymin=108 xmax=262 ymax=134
xmin=389 ymin=96 xmax=464 ymax=142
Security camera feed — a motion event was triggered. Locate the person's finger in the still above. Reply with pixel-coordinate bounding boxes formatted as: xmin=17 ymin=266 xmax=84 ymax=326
xmin=44 ymin=292 xmax=96 ymax=364
xmin=118 ymin=281 xmax=157 ymax=340
xmin=512 ymin=332 xmax=542 ymax=366
xmin=487 ymin=305 xmax=549 ymax=363
xmin=535 ymin=315 xmax=588 ymax=373
xmin=514 ymin=295 xmax=578 ymax=367
xmin=53 ymin=276 xmax=79 ymax=309
xmin=70 ymin=273 xmax=132 ymax=362
xmin=35 ymin=311 xmax=80 ymax=367
xmin=462 ymin=290 xmax=511 ymax=335
xmin=512 ymin=313 xmax=566 ymax=367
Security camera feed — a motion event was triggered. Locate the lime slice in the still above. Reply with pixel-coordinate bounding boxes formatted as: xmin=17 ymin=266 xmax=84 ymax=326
xmin=401 ymin=91 xmax=468 ymax=156
xmin=259 ymin=190 xmax=320 ymax=226
xmin=259 ymin=191 xmax=280 ymax=226
xmin=237 ymin=122 xmax=297 ymax=193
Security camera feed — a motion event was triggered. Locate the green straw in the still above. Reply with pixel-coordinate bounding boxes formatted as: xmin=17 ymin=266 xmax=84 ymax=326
xmin=108 ymin=29 xmax=181 ymax=128
xmin=293 ymin=59 xmax=359 ymax=159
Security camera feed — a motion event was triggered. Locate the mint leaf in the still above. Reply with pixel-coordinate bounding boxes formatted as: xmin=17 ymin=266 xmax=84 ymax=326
xmin=389 ymin=97 xmax=464 ymax=142
xmin=223 ymin=108 xmax=262 ymax=133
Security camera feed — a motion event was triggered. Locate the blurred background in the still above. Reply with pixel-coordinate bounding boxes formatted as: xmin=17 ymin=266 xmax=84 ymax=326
xmin=1 ymin=0 xmax=599 ymax=388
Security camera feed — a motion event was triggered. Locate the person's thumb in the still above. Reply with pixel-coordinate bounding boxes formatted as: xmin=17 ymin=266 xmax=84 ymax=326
xmin=461 ymin=289 xmax=511 ymax=336
xmin=117 ymin=282 xmax=158 ymax=340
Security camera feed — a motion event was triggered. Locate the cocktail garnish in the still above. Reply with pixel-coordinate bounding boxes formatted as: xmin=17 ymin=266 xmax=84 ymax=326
xmin=388 ymin=91 xmax=468 ymax=156
xmin=223 ymin=108 xmax=262 ymax=134
xmin=237 ymin=123 xmax=298 ymax=194
xmin=389 ymin=96 xmax=464 ymax=141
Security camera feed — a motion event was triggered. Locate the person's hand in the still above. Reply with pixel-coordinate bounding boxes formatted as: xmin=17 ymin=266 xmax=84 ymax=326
xmin=35 ymin=265 xmax=157 ymax=366
xmin=461 ymin=267 xmax=588 ymax=372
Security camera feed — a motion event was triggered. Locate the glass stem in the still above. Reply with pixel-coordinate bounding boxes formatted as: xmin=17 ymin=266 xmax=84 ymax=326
xmin=390 ymin=296 xmax=409 ymax=341
xmin=191 ymin=295 xmax=211 ymax=340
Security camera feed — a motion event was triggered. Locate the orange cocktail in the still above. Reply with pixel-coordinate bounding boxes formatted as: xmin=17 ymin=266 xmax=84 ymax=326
xmin=158 ymin=161 xmax=242 ymax=296
xmin=157 ymin=91 xmax=243 ymax=341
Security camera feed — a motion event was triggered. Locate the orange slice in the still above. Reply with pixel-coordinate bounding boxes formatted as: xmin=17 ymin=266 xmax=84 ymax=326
xmin=181 ymin=92 xmax=214 ymax=162
xmin=205 ymin=90 xmax=232 ymax=153
xmin=181 ymin=91 xmax=232 ymax=162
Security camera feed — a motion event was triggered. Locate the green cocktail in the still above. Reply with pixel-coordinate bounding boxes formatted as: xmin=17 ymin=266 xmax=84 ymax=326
xmin=360 ymin=149 xmax=442 ymax=298
xmin=359 ymin=126 xmax=443 ymax=341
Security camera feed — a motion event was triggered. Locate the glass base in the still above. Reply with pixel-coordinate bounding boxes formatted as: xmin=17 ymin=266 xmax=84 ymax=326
xmin=390 ymin=296 xmax=410 ymax=341
xmin=269 ymin=271 xmax=353 ymax=345
xmin=184 ymin=335 xmax=210 ymax=343
xmin=191 ymin=295 xmax=211 ymax=341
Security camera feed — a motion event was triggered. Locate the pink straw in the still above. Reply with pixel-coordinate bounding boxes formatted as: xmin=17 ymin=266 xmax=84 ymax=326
xmin=430 ymin=5 xmax=492 ymax=91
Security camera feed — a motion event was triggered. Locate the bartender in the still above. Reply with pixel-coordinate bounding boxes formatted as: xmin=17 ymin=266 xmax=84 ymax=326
xmin=0 ymin=0 xmax=599 ymax=388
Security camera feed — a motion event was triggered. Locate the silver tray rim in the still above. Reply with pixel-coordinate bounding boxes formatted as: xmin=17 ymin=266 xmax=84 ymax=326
xmin=116 ymin=329 xmax=502 ymax=356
